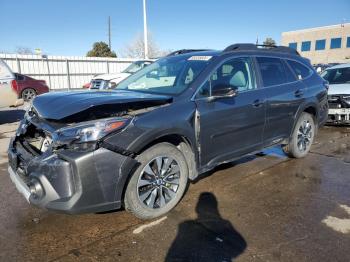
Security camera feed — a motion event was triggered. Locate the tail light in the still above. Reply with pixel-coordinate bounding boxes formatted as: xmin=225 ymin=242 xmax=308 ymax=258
xmin=11 ymin=80 xmax=18 ymax=92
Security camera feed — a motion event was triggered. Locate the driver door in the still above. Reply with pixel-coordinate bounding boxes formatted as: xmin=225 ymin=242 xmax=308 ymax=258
xmin=194 ymin=57 xmax=266 ymax=167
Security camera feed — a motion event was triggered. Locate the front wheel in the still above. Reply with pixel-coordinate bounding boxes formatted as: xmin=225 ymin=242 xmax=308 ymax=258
xmin=124 ymin=143 xmax=189 ymax=220
xmin=283 ymin=112 xmax=316 ymax=158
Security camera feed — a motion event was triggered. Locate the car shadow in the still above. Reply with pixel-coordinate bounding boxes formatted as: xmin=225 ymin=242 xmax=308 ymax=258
xmin=0 ymin=109 xmax=25 ymax=125
xmin=165 ymin=192 xmax=247 ymax=262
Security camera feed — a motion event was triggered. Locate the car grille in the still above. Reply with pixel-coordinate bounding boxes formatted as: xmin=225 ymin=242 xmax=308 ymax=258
xmin=90 ymin=79 xmax=107 ymax=90
xmin=328 ymin=95 xmax=350 ymax=109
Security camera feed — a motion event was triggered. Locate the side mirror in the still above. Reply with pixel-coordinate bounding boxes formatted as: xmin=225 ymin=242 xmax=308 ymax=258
xmin=208 ymin=84 xmax=238 ymax=102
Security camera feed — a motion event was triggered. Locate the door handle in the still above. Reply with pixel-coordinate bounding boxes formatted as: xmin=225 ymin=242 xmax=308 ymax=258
xmin=295 ymin=89 xmax=304 ymax=97
xmin=252 ymin=99 xmax=264 ymax=107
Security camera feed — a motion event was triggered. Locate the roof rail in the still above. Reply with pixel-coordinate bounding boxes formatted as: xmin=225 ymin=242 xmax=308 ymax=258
xmin=166 ymin=49 xmax=212 ymax=57
xmin=223 ymin=43 xmax=300 ymax=56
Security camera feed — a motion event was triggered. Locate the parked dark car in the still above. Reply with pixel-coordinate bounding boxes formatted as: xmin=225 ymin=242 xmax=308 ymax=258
xmin=8 ymin=44 xmax=328 ymax=219
xmin=13 ymin=73 xmax=49 ymax=101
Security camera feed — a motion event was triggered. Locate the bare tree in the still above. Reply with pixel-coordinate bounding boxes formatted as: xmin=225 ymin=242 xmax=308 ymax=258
xmin=15 ymin=46 xmax=34 ymax=55
xmin=122 ymin=33 xmax=169 ymax=58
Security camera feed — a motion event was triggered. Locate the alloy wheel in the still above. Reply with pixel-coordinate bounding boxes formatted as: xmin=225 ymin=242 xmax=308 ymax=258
xmin=22 ymin=89 xmax=36 ymax=101
xmin=297 ymin=120 xmax=313 ymax=152
xmin=137 ymin=156 xmax=181 ymax=209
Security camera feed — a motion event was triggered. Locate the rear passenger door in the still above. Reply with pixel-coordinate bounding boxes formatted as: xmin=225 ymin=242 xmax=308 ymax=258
xmin=256 ymin=57 xmax=305 ymax=146
xmin=195 ymin=57 xmax=266 ymax=167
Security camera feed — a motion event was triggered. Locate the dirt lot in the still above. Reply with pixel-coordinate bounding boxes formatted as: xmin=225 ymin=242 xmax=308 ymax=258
xmin=0 ymin=107 xmax=350 ymax=262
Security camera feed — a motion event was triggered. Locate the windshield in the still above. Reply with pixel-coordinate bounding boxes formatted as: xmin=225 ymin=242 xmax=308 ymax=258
xmin=122 ymin=61 xmax=150 ymax=74
xmin=322 ymin=67 xmax=350 ymax=84
xmin=117 ymin=55 xmax=211 ymax=95
xmin=0 ymin=59 xmax=13 ymax=79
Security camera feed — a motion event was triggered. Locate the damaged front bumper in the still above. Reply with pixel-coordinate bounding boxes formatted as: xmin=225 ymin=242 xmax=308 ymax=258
xmin=7 ymin=137 xmax=138 ymax=214
xmin=327 ymin=95 xmax=350 ymax=124
xmin=327 ymin=108 xmax=350 ymax=124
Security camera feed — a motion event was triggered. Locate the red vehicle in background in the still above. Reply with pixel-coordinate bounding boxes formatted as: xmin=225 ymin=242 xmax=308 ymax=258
xmin=13 ymin=73 xmax=49 ymax=101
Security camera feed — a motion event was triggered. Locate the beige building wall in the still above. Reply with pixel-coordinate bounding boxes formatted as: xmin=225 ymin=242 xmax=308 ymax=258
xmin=281 ymin=23 xmax=350 ymax=64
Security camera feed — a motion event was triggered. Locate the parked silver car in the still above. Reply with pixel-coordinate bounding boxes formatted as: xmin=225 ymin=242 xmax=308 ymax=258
xmin=90 ymin=60 xmax=153 ymax=90
xmin=321 ymin=63 xmax=350 ymax=124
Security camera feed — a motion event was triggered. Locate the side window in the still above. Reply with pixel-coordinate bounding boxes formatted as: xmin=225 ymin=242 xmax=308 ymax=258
xmin=197 ymin=57 xmax=256 ymax=98
xmin=256 ymin=57 xmax=288 ymax=87
xmin=287 ymin=60 xmax=311 ymax=80
xmin=283 ymin=60 xmax=297 ymax=82
xmin=15 ymin=74 xmax=25 ymax=81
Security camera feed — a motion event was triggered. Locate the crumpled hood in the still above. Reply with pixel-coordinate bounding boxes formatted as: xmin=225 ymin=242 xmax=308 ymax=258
xmin=328 ymin=83 xmax=350 ymax=95
xmin=32 ymin=90 xmax=172 ymax=122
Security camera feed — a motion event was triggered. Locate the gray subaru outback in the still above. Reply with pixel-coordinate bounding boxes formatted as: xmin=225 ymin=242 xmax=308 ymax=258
xmin=8 ymin=44 xmax=328 ymax=219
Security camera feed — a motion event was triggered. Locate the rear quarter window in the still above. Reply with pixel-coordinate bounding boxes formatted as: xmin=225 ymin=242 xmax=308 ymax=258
xmin=287 ymin=60 xmax=312 ymax=80
xmin=15 ymin=73 xmax=25 ymax=81
xmin=256 ymin=57 xmax=290 ymax=87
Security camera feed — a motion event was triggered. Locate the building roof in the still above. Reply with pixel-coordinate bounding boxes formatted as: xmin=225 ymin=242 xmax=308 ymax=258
xmin=282 ymin=23 xmax=350 ymax=35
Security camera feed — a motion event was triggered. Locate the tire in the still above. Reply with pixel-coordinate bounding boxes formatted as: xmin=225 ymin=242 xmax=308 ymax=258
xmin=124 ymin=143 xmax=189 ymax=220
xmin=283 ymin=112 xmax=316 ymax=158
xmin=21 ymin=88 xmax=37 ymax=102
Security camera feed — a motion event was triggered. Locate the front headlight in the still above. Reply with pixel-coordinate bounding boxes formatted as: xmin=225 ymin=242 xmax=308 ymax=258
xmin=53 ymin=117 xmax=130 ymax=145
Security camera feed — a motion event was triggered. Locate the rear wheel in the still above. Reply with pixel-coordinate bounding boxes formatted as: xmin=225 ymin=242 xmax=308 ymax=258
xmin=21 ymin=88 xmax=36 ymax=102
xmin=124 ymin=143 xmax=189 ymax=220
xmin=283 ymin=112 xmax=316 ymax=158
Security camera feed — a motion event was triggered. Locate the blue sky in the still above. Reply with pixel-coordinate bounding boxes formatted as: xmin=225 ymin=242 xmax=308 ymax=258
xmin=0 ymin=0 xmax=349 ymax=56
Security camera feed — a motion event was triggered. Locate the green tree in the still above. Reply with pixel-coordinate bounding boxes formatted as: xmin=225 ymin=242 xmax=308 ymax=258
xmin=263 ymin=37 xmax=276 ymax=47
xmin=86 ymin=42 xmax=117 ymax=57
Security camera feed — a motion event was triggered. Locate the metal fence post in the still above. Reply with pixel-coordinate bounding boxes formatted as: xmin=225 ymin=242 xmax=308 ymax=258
xmin=16 ymin=57 xmax=21 ymax=73
xmin=66 ymin=59 xmax=71 ymax=90
xmin=106 ymin=61 xmax=110 ymax=73
xmin=45 ymin=57 xmax=52 ymax=91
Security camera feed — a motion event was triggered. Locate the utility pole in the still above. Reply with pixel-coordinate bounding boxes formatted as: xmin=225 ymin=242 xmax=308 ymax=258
xmin=108 ymin=16 xmax=111 ymax=49
xmin=143 ymin=0 xmax=149 ymax=59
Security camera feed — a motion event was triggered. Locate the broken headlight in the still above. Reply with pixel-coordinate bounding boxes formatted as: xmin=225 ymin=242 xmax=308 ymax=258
xmin=53 ymin=117 xmax=130 ymax=145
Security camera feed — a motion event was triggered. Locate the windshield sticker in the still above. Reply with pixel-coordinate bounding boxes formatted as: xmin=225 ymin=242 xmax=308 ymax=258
xmin=188 ymin=56 xmax=212 ymax=61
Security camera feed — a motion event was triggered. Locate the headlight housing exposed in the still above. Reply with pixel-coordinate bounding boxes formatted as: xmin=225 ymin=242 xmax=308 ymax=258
xmin=53 ymin=117 xmax=130 ymax=145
